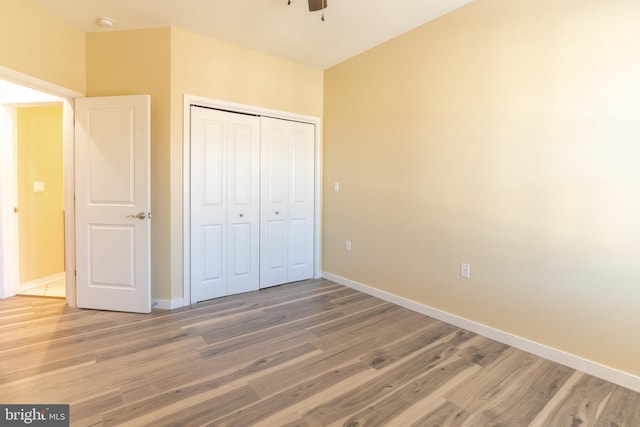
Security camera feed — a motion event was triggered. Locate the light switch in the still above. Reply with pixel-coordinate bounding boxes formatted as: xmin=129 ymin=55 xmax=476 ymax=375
xmin=460 ymin=263 xmax=471 ymax=279
xmin=33 ymin=181 xmax=45 ymax=193
xmin=333 ymin=181 xmax=340 ymax=192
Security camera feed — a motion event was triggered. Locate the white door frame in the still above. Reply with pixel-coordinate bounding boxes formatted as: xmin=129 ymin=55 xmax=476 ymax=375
xmin=183 ymin=94 xmax=322 ymax=305
xmin=0 ymin=105 xmax=18 ymax=299
xmin=0 ymin=66 xmax=83 ymax=305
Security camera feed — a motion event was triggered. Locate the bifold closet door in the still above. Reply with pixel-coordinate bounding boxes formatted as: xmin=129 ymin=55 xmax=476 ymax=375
xmin=260 ymin=117 xmax=315 ymax=288
xmin=191 ymin=107 xmax=260 ymax=303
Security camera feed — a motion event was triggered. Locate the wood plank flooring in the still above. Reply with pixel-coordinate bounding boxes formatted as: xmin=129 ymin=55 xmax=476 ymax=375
xmin=1 ymin=278 xmax=639 ymax=426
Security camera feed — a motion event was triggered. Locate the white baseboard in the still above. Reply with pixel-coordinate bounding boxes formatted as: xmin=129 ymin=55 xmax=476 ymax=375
xmin=19 ymin=272 xmax=65 ymax=293
xmin=151 ymin=298 xmax=185 ymax=310
xmin=322 ymin=271 xmax=640 ymax=393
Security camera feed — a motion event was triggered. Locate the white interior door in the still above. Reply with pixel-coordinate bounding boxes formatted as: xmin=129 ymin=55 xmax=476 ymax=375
xmin=191 ymin=107 xmax=259 ymax=303
xmin=261 ymin=117 xmax=315 ymax=288
xmin=75 ymin=95 xmax=151 ymax=313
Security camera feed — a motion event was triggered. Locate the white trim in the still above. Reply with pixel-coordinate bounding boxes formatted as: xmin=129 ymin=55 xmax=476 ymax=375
xmin=152 ymin=298 xmax=186 ymax=310
xmin=184 ymin=95 xmax=320 ymax=124
xmin=62 ymin=100 xmax=76 ymax=307
xmin=0 ymin=66 xmax=83 ymax=306
xmin=0 ymin=106 xmax=18 ymax=299
xmin=322 ymin=271 xmax=640 ymax=394
xmin=183 ymin=98 xmax=192 ymax=305
xmin=18 ymin=272 xmax=66 ymax=293
xmin=0 ymin=66 xmax=83 ymax=99
xmin=183 ymin=94 xmax=323 ymax=306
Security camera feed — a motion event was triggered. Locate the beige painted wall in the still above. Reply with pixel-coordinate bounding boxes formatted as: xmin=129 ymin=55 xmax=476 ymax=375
xmin=169 ymin=27 xmax=324 ymax=299
xmin=17 ymin=106 xmax=64 ymax=283
xmin=0 ymin=0 xmax=85 ymax=93
xmin=86 ymin=28 xmax=172 ymax=300
xmin=170 ymin=27 xmax=324 ymax=118
xmin=323 ymin=0 xmax=640 ymax=376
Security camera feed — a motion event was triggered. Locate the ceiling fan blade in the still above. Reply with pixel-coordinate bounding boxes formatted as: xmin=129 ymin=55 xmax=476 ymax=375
xmin=308 ymin=0 xmax=327 ymax=12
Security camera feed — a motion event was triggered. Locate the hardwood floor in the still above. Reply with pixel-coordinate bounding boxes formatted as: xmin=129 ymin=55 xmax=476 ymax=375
xmin=1 ymin=278 xmax=639 ymax=426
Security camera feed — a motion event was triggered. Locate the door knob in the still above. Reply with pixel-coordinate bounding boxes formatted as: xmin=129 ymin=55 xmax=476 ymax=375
xmin=239 ymin=213 xmax=245 ymax=218
xmin=127 ymin=211 xmax=147 ymax=220
xmin=275 ymin=211 xmax=280 ymax=215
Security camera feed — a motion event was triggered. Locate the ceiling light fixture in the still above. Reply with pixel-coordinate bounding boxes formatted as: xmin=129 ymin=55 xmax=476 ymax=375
xmin=288 ymin=0 xmax=327 ymax=21
xmin=96 ymin=17 xmax=115 ymax=28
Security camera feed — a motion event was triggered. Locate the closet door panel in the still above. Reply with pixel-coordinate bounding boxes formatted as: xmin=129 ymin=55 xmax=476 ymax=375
xmin=191 ymin=107 xmax=228 ymax=302
xmin=260 ymin=119 xmax=289 ymax=287
xmin=261 ymin=117 xmax=314 ymax=287
xmin=191 ymin=107 xmax=259 ymax=302
xmin=288 ymin=122 xmax=315 ymax=282
xmin=227 ymin=114 xmax=260 ymax=295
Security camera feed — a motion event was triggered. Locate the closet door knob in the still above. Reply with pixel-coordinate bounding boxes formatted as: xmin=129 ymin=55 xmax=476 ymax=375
xmin=239 ymin=213 xmax=245 ymax=218
xmin=275 ymin=211 xmax=280 ymax=215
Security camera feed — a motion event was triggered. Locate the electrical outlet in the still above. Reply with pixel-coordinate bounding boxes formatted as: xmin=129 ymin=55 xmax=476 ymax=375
xmin=345 ymin=240 xmax=352 ymax=251
xmin=460 ymin=263 xmax=471 ymax=279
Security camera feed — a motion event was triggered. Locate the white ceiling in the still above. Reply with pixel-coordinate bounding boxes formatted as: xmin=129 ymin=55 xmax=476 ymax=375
xmin=29 ymin=0 xmax=474 ymax=70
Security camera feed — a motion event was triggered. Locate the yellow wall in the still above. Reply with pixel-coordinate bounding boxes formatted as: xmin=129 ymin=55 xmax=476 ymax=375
xmin=323 ymin=0 xmax=640 ymax=376
xmin=0 ymin=0 xmax=85 ymax=93
xmin=86 ymin=28 xmax=172 ymax=300
xmin=170 ymin=27 xmax=324 ymax=117
xmin=169 ymin=27 xmax=324 ymax=299
xmin=17 ymin=106 xmax=64 ymax=283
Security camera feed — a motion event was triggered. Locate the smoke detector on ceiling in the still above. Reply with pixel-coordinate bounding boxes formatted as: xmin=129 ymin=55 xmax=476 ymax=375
xmin=96 ymin=17 xmax=115 ymax=28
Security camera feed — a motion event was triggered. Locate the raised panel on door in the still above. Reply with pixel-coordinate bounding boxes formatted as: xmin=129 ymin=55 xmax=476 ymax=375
xmin=202 ymin=224 xmax=224 ymax=283
xmin=265 ymin=218 xmax=287 ymax=282
xmin=190 ymin=107 xmax=228 ymax=302
xmin=226 ymin=114 xmax=260 ymax=295
xmin=75 ymin=95 xmax=150 ymax=313
xmin=260 ymin=119 xmax=290 ymax=287
xmin=88 ymin=225 xmax=135 ymax=287
xmin=288 ymin=123 xmax=315 ymax=282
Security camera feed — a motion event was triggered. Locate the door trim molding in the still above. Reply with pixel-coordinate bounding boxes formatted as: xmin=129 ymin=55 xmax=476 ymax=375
xmin=151 ymin=298 xmax=186 ymax=310
xmin=0 ymin=106 xmax=18 ymax=299
xmin=183 ymin=94 xmax=323 ymax=306
xmin=0 ymin=66 xmax=83 ymax=305
xmin=0 ymin=66 xmax=83 ymax=99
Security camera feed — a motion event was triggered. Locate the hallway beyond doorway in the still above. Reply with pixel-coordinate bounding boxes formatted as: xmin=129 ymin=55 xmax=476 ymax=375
xmin=18 ymin=273 xmax=65 ymax=298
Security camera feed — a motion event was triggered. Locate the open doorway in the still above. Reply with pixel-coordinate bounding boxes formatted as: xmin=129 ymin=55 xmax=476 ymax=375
xmin=0 ymin=78 xmax=68 ymax=300
xmin=14 ymin=104 xmax=65 ymax=298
